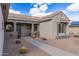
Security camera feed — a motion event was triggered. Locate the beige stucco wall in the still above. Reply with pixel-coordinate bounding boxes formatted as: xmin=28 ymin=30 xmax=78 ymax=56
xmin=0 ymin=4 xmax=4 ymax=55
xmin=51 ymin=17 xmax=58 ymax=39
xmin=5 ymin=20 xmax=17 ymax=39
xmin=52 ymin=13 xmax=69 ymax=36
xmin=66 ymin=25 xmax=70 ymax=36
xmin=39 ymin=12 xmax=70 ymax=39
xmin=39 ymin=21 xmax=54 ymax=39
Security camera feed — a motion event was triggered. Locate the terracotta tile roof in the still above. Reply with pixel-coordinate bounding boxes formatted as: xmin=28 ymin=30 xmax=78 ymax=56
xmin=8 ymin=13 xmax=41 ymax=21
xmin=8 ymin=11 xmax=70 ymax=22
xmin=39 ymin=11 xmax=63 ymax=22
xmin=39 ymin=11 xmax=70 ymax=22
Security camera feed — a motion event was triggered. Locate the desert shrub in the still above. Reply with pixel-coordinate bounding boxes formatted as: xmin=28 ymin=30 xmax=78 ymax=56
xmin=74 ymin=35 xmax=79 ymax=37
xmin=42 ymin=37 xmax=47 ymax=40
xmin=19 ymin=46 xmax=28 ymax=54
xmin=16 ymin=39 xmax=21 ymax=44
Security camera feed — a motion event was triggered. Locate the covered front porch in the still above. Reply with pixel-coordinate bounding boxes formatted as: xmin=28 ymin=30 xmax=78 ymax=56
xmin=5 ymin=21 xmax=39 ymax=39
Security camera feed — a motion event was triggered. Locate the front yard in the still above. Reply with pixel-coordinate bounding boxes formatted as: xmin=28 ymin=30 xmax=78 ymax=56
xmin=3 ymin=37 xmax=50 ymax=56
xmin=35 ymin=37 xmax=79 ymax=55
xmin=3 ymin=35 xmax=79 ymax=56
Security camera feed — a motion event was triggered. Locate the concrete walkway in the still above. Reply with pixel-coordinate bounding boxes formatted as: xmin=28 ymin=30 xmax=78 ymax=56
xmin=23 ymin=37 xmax=75 ymax=56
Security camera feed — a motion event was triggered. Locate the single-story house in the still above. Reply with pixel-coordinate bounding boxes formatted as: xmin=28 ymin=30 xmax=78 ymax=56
xmin=69 ymin=21 xmax=79 ymax=35
xmin=5 ymin=11 xmax=70 ymax=39
xmin=0 ymin=3 xmax=9 ymax=55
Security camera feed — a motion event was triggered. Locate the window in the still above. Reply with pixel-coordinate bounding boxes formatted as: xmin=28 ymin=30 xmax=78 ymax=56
xmin=58 ymin=22 xmax=67 ymax=33
xmin=5 ymin=22 xmax=14 ymax=32
xmin=62 ymin=23 xmax=66 ymax=33
xmin=58 ymin=23 xmax=61 ymax=33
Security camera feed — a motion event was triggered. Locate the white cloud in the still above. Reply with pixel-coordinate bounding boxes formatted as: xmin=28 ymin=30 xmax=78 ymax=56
xmin=29 ymin=7 xmax=40 ymax=15
xmin=36 ymin=3 xmax=52 ymax=6
xmin=29 ymin=3 xmax=50 ymax=17
xmin=40 ymin=4 xmax=48 ymax=12
xmin=62 ymin=10 xmax=68 ymax=14
xmin=32 ymin=12 xmax=52 ymax=17
xmin=33 ymin=4 xmax=38 ymax=8
xmin=66 ymin=3 xmax=79 ymax=12
xmin=63 ymin=3 xmax=79 ymax=14
xmin=36 ymin=3 xmax=43 ymax=5
xmin=46 ymin=12 xmax=52 ymax=15
xmin=62 ymin=3 xmax=79 ymax=21
xmin=29 ymin=7 xmax=52 ymax=17
xmin=67 ymin=14 xmax=79 ymax=21
xmin=9 ymin=9 xmax=21 ymax=14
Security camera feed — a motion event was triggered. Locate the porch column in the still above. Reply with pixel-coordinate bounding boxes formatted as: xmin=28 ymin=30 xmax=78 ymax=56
xmin=31 ymin=23 xmax=34 ymax=35
xmin=14 ymin=22 xmax=16 ymax=32
xmin=14 ymin=22 xmax=17 ymax=38
xmin=60 ymin=23 xmax=62 ymax=33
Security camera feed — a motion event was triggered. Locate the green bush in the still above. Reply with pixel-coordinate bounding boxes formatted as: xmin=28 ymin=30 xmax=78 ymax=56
xmin=16 ymin=39 xmax=21 ymax=44
xmin=19 ymin=46 xmax=28 ymax=54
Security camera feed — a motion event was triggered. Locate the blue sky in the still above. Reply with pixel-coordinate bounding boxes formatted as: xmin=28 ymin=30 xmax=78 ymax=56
xmin=9 ymin=3 xmax=79 ymax=21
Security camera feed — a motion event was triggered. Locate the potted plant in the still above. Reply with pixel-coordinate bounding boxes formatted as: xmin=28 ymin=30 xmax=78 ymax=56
xmin=31 ymin=32 xmax=36 ymax=38
xmin=32 ymin=34 xmax=36 ymax=38
xmin=16 ymin=34 xmax=21 ymax=44
xmin=16 ymin=39 xmax=21 ymax=44
xmin=17 ymin=34 xmax=21 ymax=39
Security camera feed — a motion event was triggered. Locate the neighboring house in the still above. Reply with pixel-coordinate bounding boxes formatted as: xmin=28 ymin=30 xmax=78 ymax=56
xmin=69 ymin=21 xmax=79 ymax=35
xmin=0 ymin=3 xmax=9 ymax=55
xmin=6 ymin=11 xmax=70 ymax=39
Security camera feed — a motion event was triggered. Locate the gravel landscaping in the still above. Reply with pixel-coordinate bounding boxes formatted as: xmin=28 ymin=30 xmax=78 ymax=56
xmin=3 ymin=37 xmax=50 ymax=56
xmin=3 ymin=36 xmax=79 ymax=56
xmin=35 ymin=37 xmax=79 ymax=55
